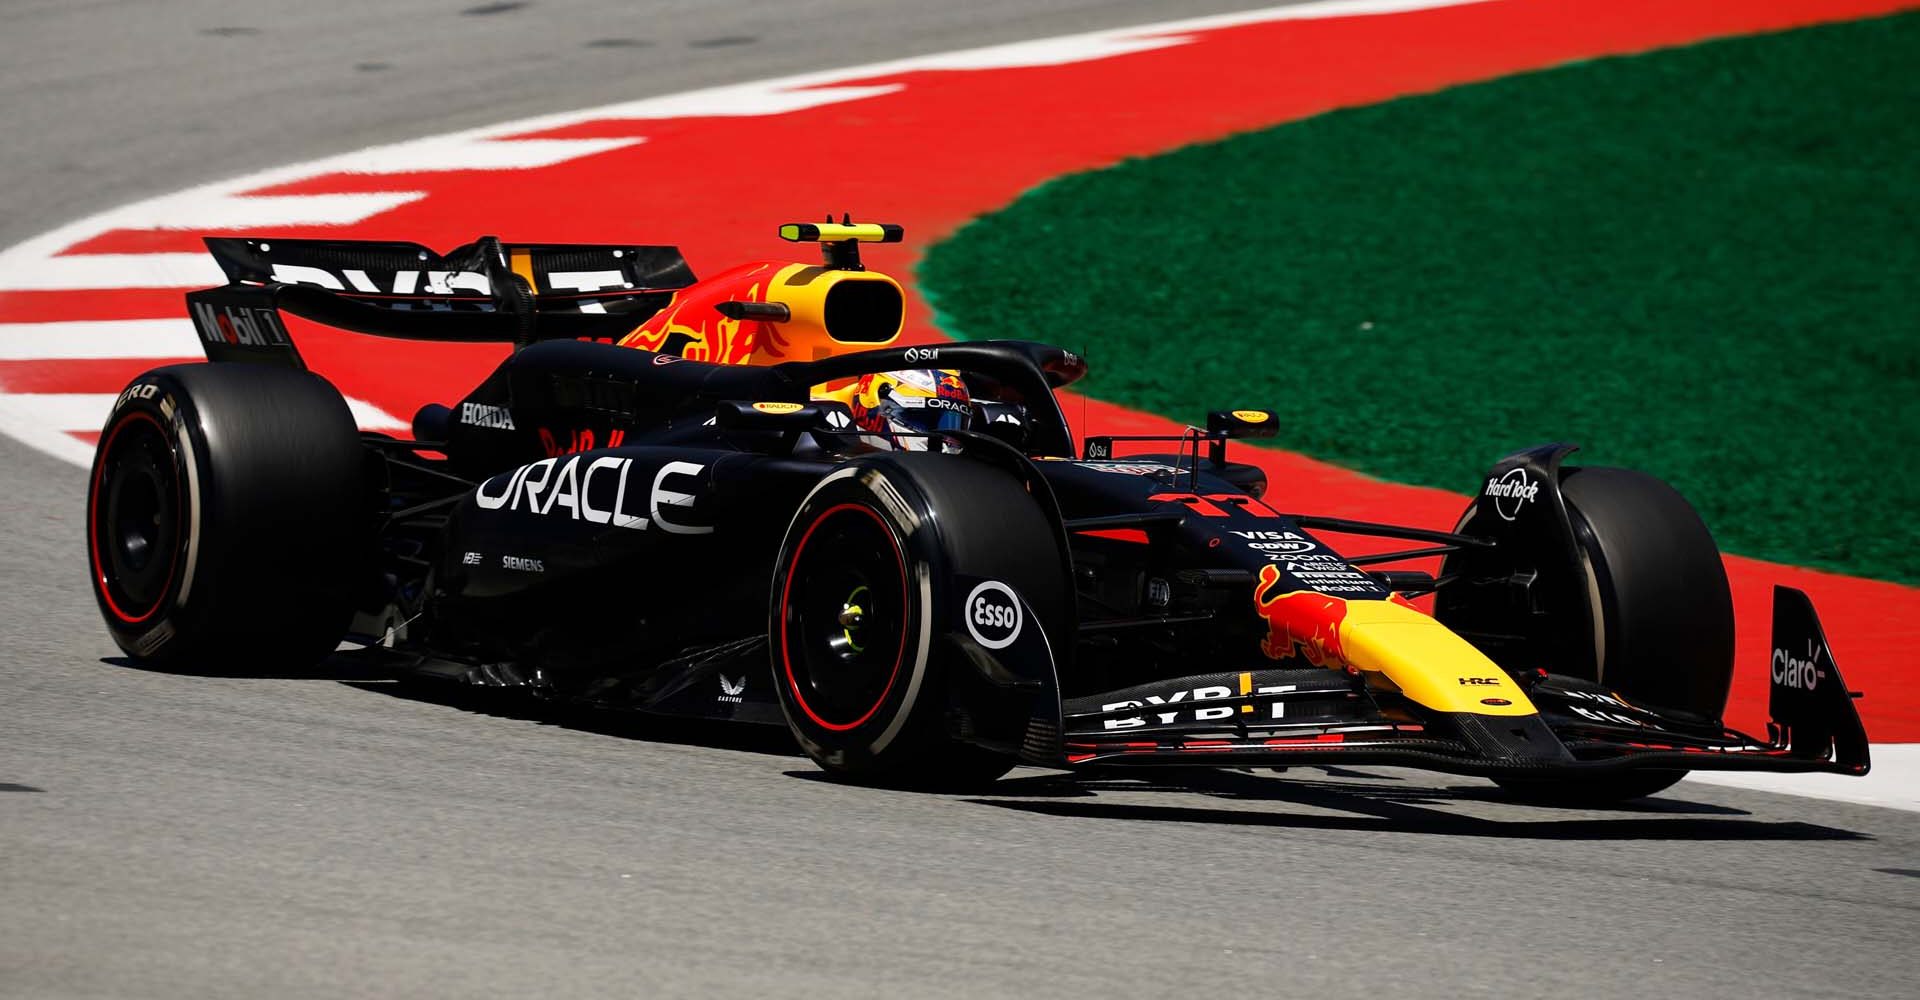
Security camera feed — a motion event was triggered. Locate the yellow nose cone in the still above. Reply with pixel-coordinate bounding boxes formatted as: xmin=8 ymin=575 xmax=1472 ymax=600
xmin=1336 ymin=600 xmax=1537 ymax=716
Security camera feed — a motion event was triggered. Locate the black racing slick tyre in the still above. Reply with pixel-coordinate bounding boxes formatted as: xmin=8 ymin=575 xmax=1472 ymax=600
xmin=769 ymin=453 xmax=1069 ymax=790
xmin=1494 ymin=466 xmax=1735 ymax=804
xmin=87 ymin=364 xmax=368 ymax=671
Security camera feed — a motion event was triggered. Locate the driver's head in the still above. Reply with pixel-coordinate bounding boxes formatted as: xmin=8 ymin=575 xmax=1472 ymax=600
xmin=848 ymin=369 xmax=971 ymax=451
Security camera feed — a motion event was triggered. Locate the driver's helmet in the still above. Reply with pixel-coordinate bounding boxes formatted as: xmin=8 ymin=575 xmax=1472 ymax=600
xmin=847 ymin=369 xmax=971 ymax=451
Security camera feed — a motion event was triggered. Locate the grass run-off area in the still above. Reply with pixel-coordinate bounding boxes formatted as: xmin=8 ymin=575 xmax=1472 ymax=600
xmin=921 ymin=12 xmax=1919 ymax=585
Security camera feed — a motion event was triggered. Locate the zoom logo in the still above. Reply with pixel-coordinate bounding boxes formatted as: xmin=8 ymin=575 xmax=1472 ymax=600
xmin=964 ymin=580 xmax=1023 ymax=650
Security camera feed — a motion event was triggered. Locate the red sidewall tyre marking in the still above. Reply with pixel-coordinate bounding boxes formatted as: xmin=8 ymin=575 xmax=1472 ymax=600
xmin=89 ymin=409 xmax=179 ymax=625
xmin=779 ymin=502 xmax=910 ymax=733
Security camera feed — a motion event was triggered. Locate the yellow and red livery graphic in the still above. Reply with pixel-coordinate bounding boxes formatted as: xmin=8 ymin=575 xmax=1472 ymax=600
xmin=617 ymin=260 xmax=904 ymax=365
xmin=1253 ymin=564 xmax=1535 ymax=716
xmin=1254 ymin=565 xmax=1349 ymax=666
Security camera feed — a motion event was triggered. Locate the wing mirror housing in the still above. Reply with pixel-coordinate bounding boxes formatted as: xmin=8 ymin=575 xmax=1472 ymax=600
xmin=1206 ymin=409 xmax=1279 ymax=439
xmin=1205 ymin=408 xmax=1278 ymax=470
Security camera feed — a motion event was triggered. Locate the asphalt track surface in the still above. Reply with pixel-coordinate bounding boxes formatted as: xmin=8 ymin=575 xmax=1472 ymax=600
xmin=3 ymin=2 xmax=1917 ymax=997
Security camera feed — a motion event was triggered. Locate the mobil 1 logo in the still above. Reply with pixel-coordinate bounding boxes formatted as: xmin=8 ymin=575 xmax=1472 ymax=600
xmin=963 ymin=579 xmax=1023 ymax=650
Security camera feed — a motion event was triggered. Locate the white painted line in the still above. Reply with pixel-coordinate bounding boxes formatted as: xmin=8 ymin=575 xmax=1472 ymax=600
xmin=317 ymin=136 xmax=644 ymax=174
xmin=0 ymin=393 xmax=126 ymax=432
xmin=877 ymin=35 xmax=1189 ymax=72
xmin=549 ymin=83 xmax=904 ymax=123
xmin=102 ymin=192 xmax=424 ymax=231
xmin=341 ymin=397 xmax=410 ymax=432
xmin=0 ymin=319 xmax=200 ymax=360
xmin=1684 ymin=744 xmax=1920 ymax=813
xmin=0 ymin=253 xmax=223 ymax=291
xmin=0 ymin=392 xmax=410 ymax=436
xmin=0 ymin=395 xmax=99 ymax=467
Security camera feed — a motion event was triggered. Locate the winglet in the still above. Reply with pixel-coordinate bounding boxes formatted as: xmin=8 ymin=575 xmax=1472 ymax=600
xmin=1768 ymin=586 xmax=1871 ymax=773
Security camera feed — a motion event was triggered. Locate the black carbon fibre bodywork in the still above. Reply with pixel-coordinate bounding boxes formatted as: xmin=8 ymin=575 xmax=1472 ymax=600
xmin=332 ymin=335 xmax=1869 ymax=780
xmin=143 ymin=239 xmax=1872 ymax=787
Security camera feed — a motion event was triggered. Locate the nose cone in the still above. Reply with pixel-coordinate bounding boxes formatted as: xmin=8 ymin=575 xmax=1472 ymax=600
xmin=1255 ymin=565 xmax=1535 ymax=717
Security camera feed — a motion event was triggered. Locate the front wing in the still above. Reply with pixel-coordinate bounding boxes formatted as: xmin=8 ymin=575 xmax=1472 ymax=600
xmin=1051 ymin=588 xmax=1871 ymax=779
xmin=1056 ymin=670 xmax=1866 ymax=776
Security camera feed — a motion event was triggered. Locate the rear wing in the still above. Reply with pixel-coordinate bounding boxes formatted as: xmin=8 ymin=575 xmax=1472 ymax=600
xmin=187 ymin=236 xmax=696 ymax=366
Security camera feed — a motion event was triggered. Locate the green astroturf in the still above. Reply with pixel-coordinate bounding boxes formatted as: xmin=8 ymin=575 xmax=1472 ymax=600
xmin=920 ymin=13 xmax=1920 ymax=585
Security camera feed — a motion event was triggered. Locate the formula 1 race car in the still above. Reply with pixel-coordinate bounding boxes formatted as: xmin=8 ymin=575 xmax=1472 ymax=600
xmin=85 ymin=222 xmax=1870 ymax=801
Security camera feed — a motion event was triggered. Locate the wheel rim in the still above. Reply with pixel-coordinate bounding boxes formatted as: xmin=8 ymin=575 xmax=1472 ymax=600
xmin=779 ymin=503 xmax=909 ymax=731
xmin=90 ymin=411 xmax=181 ymax=624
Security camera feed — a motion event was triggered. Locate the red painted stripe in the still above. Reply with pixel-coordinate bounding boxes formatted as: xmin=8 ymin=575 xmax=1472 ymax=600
xmin=0 ymin=359 xmax=196 ymax=393
xmin=0 ymin=289 xmax=198 ymax=324
xmin=1078 ymin=528 xmax=1151 ymax=544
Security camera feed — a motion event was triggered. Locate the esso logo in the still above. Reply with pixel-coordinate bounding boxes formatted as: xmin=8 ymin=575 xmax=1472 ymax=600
xmin=964 ymin=580 xmax=1023 ymax=650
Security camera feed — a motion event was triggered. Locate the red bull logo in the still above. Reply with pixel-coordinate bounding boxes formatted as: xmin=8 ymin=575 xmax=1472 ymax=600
xmin=1254 ymin=564 xmax=1349 ymax=666
xmin=623 ymin=292 xmax=766 ymax=365
xmin=619 ymin=262 xmax=788 ymax=365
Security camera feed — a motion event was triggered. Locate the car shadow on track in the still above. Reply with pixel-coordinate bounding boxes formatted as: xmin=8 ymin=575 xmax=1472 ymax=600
xmin=99 ymin=654 xmax=390 ymax=681
xmin=957 ymin=769 xmax=1866 ymax=841
xmin=343 ymin=678 xmax=806 ymax=759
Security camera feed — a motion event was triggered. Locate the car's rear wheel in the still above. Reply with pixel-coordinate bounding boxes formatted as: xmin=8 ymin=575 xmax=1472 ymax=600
xmin=1482 ymin=466 xmax=1734 ymax=804
xmin=88 ymin=364 xmax=370 ymax=671
xmin=770 ymin=453 xmax=1070 ymax=790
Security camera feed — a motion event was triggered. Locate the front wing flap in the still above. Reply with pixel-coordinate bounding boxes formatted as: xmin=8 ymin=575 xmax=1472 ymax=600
xmin=1061 ymin=678 xmax=1862 ymax=776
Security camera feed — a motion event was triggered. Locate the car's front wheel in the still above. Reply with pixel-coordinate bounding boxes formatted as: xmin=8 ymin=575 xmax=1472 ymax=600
xmin=769 ymin=453 xmax=1070 ymax=790
xmin=1485 ymin=466 xmax=1734 ymax=804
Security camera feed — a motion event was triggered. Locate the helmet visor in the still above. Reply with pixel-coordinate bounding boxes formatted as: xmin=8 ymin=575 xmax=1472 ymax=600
xmin=878 ymin=395 xmax=970 ymax=438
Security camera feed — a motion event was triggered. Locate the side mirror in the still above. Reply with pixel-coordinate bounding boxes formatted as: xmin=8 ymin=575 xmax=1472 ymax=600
xmin=974 ymin=400 xmax=1030 ymax=450
xmin=1205 ymin=408 xmax=1278 ymax=471
xmin=1206 ymin=409 xmax=1278 ymax=439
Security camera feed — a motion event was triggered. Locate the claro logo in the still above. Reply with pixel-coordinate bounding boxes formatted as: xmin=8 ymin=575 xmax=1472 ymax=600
xmin=964 ymin=580 xmax=1022 ymax=650
xmin=1771 ymin=640 xmax=1826 ymax=692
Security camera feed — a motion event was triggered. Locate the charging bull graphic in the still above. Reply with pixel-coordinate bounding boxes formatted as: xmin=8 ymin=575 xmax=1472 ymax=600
xmin=619 ymin=265 xmax=777 ymax=365
xmin=1254 ymin=564 xmax=1350 ymax=666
